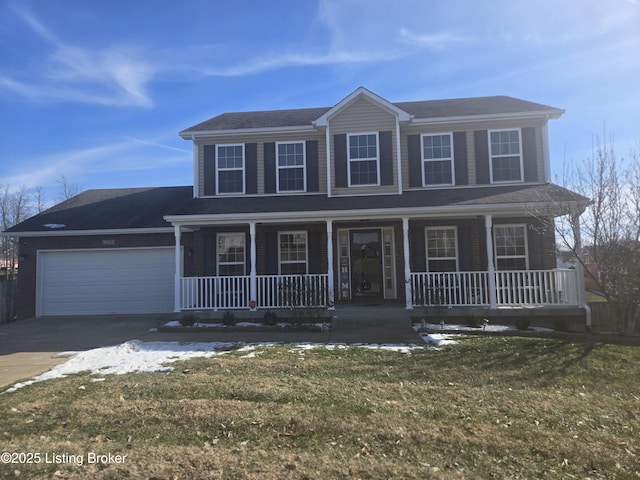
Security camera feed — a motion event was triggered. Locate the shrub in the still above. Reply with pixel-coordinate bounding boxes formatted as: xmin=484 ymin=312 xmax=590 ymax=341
xmin=222 ymin=311 xmax=237 ymax=326
xmin=179 ymin=313 xmax=197 ymax=327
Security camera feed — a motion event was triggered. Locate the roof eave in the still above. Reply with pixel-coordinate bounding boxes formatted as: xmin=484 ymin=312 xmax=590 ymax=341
xmin=0 ymin=227 xmax=176 ymax=238
xmin=179 ymin=124 xmax=318 ymax=139
xmin=164 ymin=199 xmax=584 ymax=226
xmin=409 ymin=109 xmax=565 ymax=126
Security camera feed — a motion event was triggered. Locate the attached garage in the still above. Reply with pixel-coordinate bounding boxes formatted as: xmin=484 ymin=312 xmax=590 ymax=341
xmin=37 ymin=247 xmax=176 ymax=316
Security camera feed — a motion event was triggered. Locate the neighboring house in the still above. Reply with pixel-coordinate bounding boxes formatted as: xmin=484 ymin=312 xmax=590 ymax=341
xmin=4 ymin=87 xmax=589 ymax=320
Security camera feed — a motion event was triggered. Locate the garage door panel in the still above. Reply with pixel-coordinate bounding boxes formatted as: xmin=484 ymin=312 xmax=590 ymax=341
xmin=39 ymin=248 xmax=175 ymax=316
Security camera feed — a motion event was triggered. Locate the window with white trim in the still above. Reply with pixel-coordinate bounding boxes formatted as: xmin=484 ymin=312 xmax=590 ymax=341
xmin=277 ymin=142 xmax=306 ymax=192
xmin=422 ymin=133 xmax=454 ymax=185
xmin=217 ymin=144 xmax=244 ymax=194
xmin=494 ymin=224 xmax=528 ymax=270
xmin=217 ymin=233 xmax=245 ymax=276
xmin=348 ymin=133 xmax=379 ymax=186
xmin=426 ymin=227 xmax=458 ymax=272
xmin=279 ymin=231 xmax=308 ymax=274
xmin=489 ymin=129 xmax=523 ymax=183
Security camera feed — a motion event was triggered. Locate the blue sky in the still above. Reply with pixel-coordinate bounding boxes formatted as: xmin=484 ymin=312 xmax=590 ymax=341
xmin=1 ymin=0 xmax=639 ymax=205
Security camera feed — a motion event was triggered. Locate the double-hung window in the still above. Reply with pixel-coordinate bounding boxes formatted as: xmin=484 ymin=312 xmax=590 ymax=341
xmin=279 ymin=231 xmax=307 ymax=274
xmin=277 ymin=142 xmax=306 ymax=192
xmin=348 ymin=133 xmax=379 ymax=186
xmin=426 ymin=227 xmax=458 ymax=272
xmin=217 ymin=233 xmax=245 ymax=276
xmin=494 ymin=225 xmax=528 ymax=270
xmin=489 ymin=129 xmax=523 ymax=183
xmin=422 ymin=133 xmax=454 ymax=186
xmin=217 ymin=144 xmax=244 ymax=194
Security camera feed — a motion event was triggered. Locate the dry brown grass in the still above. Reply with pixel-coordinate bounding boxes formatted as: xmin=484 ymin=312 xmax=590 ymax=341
xmin=1 ymin=338 xmax=639 ymax=479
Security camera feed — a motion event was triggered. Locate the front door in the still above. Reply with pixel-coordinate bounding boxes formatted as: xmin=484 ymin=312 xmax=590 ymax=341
xmin=350 ymin=230 xmax=383 ymax=302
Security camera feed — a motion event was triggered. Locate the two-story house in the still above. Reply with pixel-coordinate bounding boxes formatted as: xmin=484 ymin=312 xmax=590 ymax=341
xmin=5 ymin=87 xmax=589 ymax=322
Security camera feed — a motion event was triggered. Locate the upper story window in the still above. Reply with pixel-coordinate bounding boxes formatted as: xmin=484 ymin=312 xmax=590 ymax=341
xmin=422 ymin=133 xmax=454 ymax=186
xmin=217 ymin=144 xmax=244 ymax=194
xmin=489 ymin=129 xmax=523 ymax=183
xmin=348 ymin=133 xmax=379 ymax=186
xmin=279 ymin=231 xmax=308 ymax=274
xmin=426 ymin=227 xmax=458 ymax=272
xmin=494 ymin=224 xmax=528 ymax=270
xmin=217 ymin=233 xmax=245 ymax=276
xmin=277 ymin=142 xmax=306 ymax=192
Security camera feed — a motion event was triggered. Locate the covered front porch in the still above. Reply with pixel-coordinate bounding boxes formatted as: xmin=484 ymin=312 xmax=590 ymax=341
xmin=167 ymin=213 xmax=586 ymax=316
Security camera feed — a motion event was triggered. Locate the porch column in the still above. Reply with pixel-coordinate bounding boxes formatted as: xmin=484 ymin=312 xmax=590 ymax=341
xmin=571 ymin=214 xmax=591 ymax=327
xmin=249 ymin=222 xmax=257 ymax=310
xmin=173 ymin=224 xmax=182 ymax=313
xmin=402 ymin=217 xmax=413 ymax=309
xmin=326 ymin=220 xmax=335 ymax=308
xmin=485 ymin=215 xmax=498 ymax=309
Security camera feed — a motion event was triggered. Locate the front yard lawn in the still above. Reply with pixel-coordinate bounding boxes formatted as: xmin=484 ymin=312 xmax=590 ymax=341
xmin=1 ymin=337 xmax=639 ymax=479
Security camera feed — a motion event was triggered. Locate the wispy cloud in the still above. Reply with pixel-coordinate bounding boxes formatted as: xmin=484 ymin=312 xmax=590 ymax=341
xmin=197 ymin=49 xmax=403 ymax=77
xmin=0 ymin=137 xmax=191 ymax=192
xmin=1 ymin=7 xmax=156 ymax=107
xmin=398 ymin=28 xmax=471 ymax=49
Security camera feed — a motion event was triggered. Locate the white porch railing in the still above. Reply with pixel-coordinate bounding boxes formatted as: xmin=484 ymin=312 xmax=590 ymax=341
xmin=257 ymin=274 xmax=328 ymax=309
xmin=181 ymin=275 xmax=251 ymax=310
xmin=411 ymin=269 xmax=580 ymax=308
xmin=180 ymin=274 xmax=329 ymax=310
xmin=411 ymin=271 xmax=491 ymax=306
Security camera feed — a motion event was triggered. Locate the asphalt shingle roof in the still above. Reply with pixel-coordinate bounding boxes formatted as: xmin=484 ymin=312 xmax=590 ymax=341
xmin=168 ymin=183 xmax=587 ymax=217
xmin=4 ymin=184 xmax=587 ymax=234
xmin=5 ymin=186 xmax=193 ymax=233
xmin=181 ymin=96 xmax=563 ymax=133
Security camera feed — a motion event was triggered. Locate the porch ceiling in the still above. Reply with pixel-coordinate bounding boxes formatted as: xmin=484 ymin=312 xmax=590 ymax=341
xmin=164 ymin=183 xmax=588 ymax=226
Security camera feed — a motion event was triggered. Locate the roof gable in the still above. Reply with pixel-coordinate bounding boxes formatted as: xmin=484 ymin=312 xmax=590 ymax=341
xmin=313 ymin=86 xmax=412 ymax=127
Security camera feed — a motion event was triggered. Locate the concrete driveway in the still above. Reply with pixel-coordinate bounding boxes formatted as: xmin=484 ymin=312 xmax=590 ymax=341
xmin=0 ymin=314 xmax=172 ymax=388
xmin=0 ymin=306 xmax=423 ymax=389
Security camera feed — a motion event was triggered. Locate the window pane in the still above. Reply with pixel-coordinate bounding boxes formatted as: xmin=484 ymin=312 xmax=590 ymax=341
xmin=349 ymin=134 xmax=377 ymax=159
xmin=218 ymin=146 xmax=243 ymax=169
xmin=350 ymin=159 xmax=378 ymax=185
xmin=423 ymin=134 xmax=451 ymax=160
xmin=278 ymin=143 xmax=304 ymax=167
xmin=495 ymin=226 xmax=527 ymax=270
xmin=218 ymin=234 xmax=245 ymax=276
xmin=424 ymin=160 xmax=452 ymax=185
xmin=218 ymin=170 xmax=243 ymax=193
xmin=279 ymin=168 xmax=304 ymax=191
xmin=492 ymin=156 xmax=521 ymax=182
xmin=279 ymin=232 xmax=307 ymax=274
xmin=427 ymin=228 xmax=456 ymax=258
xmin=491 ymin=130 xmax=520 ymax=156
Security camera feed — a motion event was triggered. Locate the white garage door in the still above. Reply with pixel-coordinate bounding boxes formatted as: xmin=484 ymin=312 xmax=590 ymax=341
xmin=38 ymin=248 xmax=176 ymax=316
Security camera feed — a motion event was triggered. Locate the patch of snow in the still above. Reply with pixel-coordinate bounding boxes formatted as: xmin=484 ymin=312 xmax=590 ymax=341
xmin=4 ymin=338 xmax=460 ymax=393
xmin=422 ymin=334 xmax=459 ymax=346
xmin=4 ymin=340 xmax=238 ymax=393
xmin=42 ymin=223 xmax=66 ymax=229
xmin=414 ymin=322 xmax=555 ymax=334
